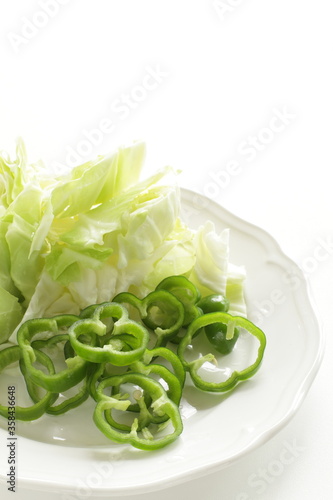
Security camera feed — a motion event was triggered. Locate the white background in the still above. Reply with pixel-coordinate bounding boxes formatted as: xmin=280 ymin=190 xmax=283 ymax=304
xmin=0 ymin=1 xmax=332 ymax=498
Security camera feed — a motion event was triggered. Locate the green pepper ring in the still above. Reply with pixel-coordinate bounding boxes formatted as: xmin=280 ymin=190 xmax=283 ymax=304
xmin=178 ymin=312 xmax=266 ymax=393
xmin=155 ymin=275 xmax=202 ymax=326
xmin=69 ymin=302 xmax=149 ymax=366
xmin=22 ymin=338 xmax=89 ymax=416
xmin=0 ymin=345 xmax=58 ymax=421
xmin=93 ymin=372 xmax=183 ymax=451
xmin=17 ymin=315 xmax=89 ymax=393
xmin=113 ymin=290 xmax=185 ymax=346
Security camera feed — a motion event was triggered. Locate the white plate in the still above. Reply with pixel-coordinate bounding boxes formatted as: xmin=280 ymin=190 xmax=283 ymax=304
xmin=0 ymin=189 xmax=324 ymax=497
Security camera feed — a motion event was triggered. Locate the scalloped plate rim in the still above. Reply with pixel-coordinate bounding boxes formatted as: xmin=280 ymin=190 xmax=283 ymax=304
xmin=0 ymin=188 xmax=324 ymax=496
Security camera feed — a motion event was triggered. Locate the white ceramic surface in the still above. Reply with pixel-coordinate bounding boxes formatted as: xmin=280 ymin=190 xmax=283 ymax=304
xmin=0 ymin=189 xmax=323 ymax=497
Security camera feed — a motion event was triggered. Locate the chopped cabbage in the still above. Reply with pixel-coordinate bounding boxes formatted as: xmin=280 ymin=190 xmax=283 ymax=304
xmin=0 ymin=139 xmax=246 ymax=344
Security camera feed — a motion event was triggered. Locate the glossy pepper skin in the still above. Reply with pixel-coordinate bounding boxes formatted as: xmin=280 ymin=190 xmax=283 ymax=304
xmin=177 ymin=311 xmax=266 ymax=393
xmin=155 ymin=275 xmax=203 ymax=344
xmin=22 ymin=337 xmax=89 ymax=416
xmin=197 ymin=294 xmax=230 ymax=314
xmin=87 ymin=346 xmax=185 ymax=430
xmin=113 ymin=290 xmax=185 ymax=347
xmin=197 ymin=294 xmax=239 ymax=354
xmin=203 ymin=322 xmax=239 ymax=354
xmin=155 ymin=275 xmax=202 ymax=326
xmin=130 ymin=347 xmax=186 ymax=406
xmin=0 ymin=345 xmax=58 ymax=420
xmin=17 ymin=314 xmax=88 ymax=393
xmin=93 ymin=372 xmax=183 ymax=450
xmin=69 ymin=302 xmax=149 ymax=366
xmin=141 ymin=347 xmax=186 ymax=389
xmin=0 ymin=274 xmax=267 ymax=451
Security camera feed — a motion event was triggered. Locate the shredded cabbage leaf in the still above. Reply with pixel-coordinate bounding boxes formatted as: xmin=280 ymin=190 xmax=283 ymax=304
xmin=0 ymin=139 xmax=246 ymax=344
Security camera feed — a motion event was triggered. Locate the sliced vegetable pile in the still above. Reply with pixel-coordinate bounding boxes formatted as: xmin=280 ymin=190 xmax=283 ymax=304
xmin=0 ymin=140 xmax=266 ymax=450
xmin=0 ymin=139 xmax=247 ymax=345
xmin=0 ymin=275 xmax=266 ymax=450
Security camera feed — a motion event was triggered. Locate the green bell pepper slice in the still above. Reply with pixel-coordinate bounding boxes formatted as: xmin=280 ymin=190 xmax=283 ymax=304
xmin=17 ymin=314 xmax=88 ymax=393
xmin=155 ymin=275 xmax=204 ymax=345
xmin=155 ymin=275 xmax=202 ymax=326
xmin=88 ymin=346 xmax=185 ymax=430
xmin=21 ymin=337 xmax=89 ymax=416
xmin=177 ymin=312 xmax=266 ymax=393
xmin=197 ymin=293 xmax=230 ymax=314
xmin=113 ymin=290 xmax=185 ymax=347
xmin=69 ymin=302 xmax=149 ymax=365
xmin=141 ymin=347 xmax=186 ymax=390
xmin=197 ymin=293 xmax=239 ymax=354
xmin=0 ymin=345 xmax=58 ymax=421
xmin=204 ymin=321 xmax=240 ymax=355
xmin=93 ymin=372 xmax=183 ymax=450
xmin=130 ymin=348 xmax=185 ymax=407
